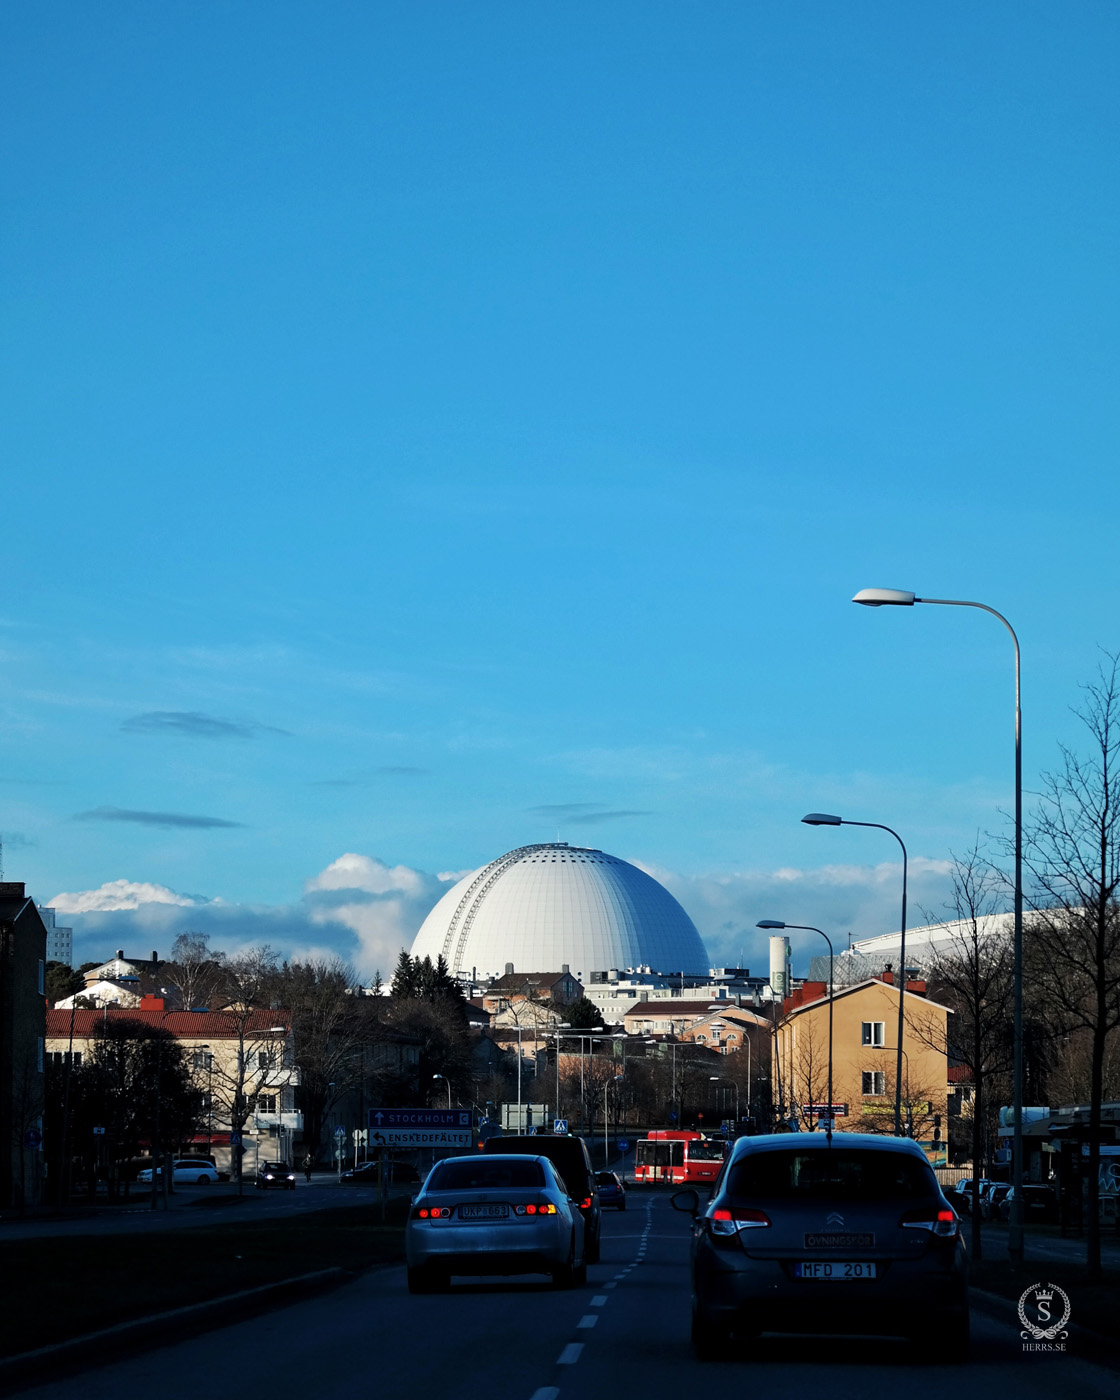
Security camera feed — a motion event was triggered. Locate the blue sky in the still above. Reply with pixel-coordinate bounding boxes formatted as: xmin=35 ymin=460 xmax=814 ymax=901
xmin=3 ymin=3 xmax=1118 ymax=978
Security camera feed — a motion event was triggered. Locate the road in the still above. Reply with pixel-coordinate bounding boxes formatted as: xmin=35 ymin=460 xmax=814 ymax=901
xmin=13 ymin=1194 xmax=1117 ymax=1400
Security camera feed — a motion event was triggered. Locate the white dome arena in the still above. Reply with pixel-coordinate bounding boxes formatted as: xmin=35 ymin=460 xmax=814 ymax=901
xmin=410 ymin=842 xmax=709 ymax=980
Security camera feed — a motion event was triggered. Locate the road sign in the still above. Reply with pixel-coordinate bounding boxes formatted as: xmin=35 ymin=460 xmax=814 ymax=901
xmin=92 ymin=1126 xmax=106 ymax=1136
xmin=352 ymin=1129 xmax=368 ymax=1145
xmin=334 ymin=1125 xmax=347 ymax=1139
xmin=23 ymin=1128 xmax=42 ymax=1148
xmin=553 ymin=1119 xmax=568 ymax=1134
xmin=229 ymin=1132 xmax=242 ymax=1146
xmin=617 ymin=1139 xmax=630 ymax=1154
xmin=367 ymin=1108 xmax=473 ymax=1149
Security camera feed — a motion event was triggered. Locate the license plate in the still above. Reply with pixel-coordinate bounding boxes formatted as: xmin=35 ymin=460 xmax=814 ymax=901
xmin=794 ymin=1261 xmax=877 ymax=1279
xmin=457 ymin=1203 xmax=508 ymax=1220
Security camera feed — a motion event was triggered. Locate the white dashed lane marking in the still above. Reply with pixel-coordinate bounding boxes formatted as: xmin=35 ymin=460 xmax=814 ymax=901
xmin=530 ymin=1390 xmax=559 ymax=1400
xmin=557 ymin=1343 xmax=584 ymax=1365
xmin=577 ymin=1314 xmax=599 ymax=1329
xmin=590 ymin=1295 xmax=607 ymax=1306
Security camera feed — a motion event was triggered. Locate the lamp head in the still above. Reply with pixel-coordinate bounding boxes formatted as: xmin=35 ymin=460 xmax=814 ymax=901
xmin=802 ymin=812 xmax=842 ymax=826
xmin=852 ymin=587 xmax=916 ymax=607
xmin=756 ymin=920 xmax=786 ymax=930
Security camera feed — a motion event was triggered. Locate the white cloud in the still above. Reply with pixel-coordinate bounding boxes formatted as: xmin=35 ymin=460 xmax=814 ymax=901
xmin=49 ymin=879 xmax=205 ymax=914
xmin=52 ymin=850 xmax=967 ymax=987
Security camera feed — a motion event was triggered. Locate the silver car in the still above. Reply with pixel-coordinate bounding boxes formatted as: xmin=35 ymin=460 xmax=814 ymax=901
xmin=406 ymin=1153 xmax=586 ymax=1293
xmin=674 ymin=1133 xmax=968 ymax=1360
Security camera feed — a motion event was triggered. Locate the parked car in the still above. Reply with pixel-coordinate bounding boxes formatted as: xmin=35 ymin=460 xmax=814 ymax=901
xmin=483 ymin=1134 xmax=602 ymax=1263
xmin=405 ymin=1153 xmax=586 ymax=1292
xmin=256 ymin=1160 xmax=296 ymax=1190
xmin=943 ymin=1188 xmax=971 ymax=1217
xmin=341 ymin=1159 xmax=421 ymax=1185
xmin=998 ymin=1185 xmax=1059 ymax=1224
xmin=979 ymin=1183 xmax=1011 ymax=1220
xmin=673 ymin=1133 xmax=969 ymax=1361
xmin=136 ymin=1159 xmax=219 ymax=1186
xmin=596 ymin=1170 xmax=626 ymax=1210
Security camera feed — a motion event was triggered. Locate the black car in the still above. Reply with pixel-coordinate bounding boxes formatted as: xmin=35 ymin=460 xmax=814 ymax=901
xmin=597 ymin=1170 xmax=627 ymax=1210
xmin=998 ymin=1184 xmax=1058 ymax=1223
xmin=673 ymin=1133 xmax=969 ymax=1361
xmin=483 ymin=1135 xmax=602 ymax=1263
xmin=340 ymin=1158 xmax=421 ymax=1185
xmin=256 ymin=1160 xmax=296 ymax=1190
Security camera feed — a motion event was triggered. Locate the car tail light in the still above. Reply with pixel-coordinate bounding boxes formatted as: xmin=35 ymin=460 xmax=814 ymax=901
xmin=899 ymin=1207 xmax=959 ymax=1237
xmin=580 ymin=1197 xmax=592 ymax=1210
xmin=413 ymin=1206 xmax=452 ymax=1220
xmin=709 ymin=1207 xmax=771 ymax=1236
xmin=515 ymin=1203 xmax=558 ymax=1215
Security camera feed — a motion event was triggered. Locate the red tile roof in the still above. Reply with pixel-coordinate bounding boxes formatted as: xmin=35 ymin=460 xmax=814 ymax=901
xmin=45 ymin=1008 xmax=290 ymax=1039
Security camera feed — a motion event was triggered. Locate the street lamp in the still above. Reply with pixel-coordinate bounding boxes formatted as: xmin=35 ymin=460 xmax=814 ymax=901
xmin=432 ymin=1073 xmax=452 ymax=1109
xmin=852 ymin=585 xmax=1025 ymax=1263
xmin=709 ymin=1075 xmax=740 ymax=1120
xmin=801 ymin=812 xmax=909 ymax=1137
xmin=757 ymin=922 xmax=834 ymax=1137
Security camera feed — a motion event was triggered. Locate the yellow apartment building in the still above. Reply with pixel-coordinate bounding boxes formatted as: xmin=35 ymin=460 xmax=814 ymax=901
xmin=776 ymin=978 xmax=951 ymax=1162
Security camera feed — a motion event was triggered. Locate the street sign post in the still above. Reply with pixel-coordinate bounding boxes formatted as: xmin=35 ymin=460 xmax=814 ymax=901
xmin=367 ymin=1108 xmax=472 ymax=1149
xmin=617 ymin=1139 xmax=630 ymax=1154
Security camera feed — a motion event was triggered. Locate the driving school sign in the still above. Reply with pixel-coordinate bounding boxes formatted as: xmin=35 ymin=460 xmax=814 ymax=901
xmin=367 ymin=1107 xmax=473 ymax=1149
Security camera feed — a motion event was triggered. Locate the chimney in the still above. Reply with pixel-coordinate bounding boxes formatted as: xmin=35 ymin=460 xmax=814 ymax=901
xmin=116 ymin=948 xmax=125 ymax=960
xmin=505 ymin=962 xmax=514 ymax=976
xmin=151 ymin=950 xmax=158 ymax=965
xmin=882 ymin=963 xmax=894 ymax=986
xmin=0 ymin=881 xmax=26 ymax=898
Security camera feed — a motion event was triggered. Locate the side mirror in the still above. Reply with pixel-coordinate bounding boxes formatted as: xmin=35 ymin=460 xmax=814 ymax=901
xmin=671 ymin=1188 xmax=700 ymax=1217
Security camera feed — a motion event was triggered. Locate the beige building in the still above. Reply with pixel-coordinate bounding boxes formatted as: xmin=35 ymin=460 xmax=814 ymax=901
xmin=776 ymin=978 xmax=951 ymax=1161
xmin=45 ymin=1003 xmax=300 ymax=1175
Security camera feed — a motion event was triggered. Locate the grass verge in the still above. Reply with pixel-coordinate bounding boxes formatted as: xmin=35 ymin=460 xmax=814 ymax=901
xmin=0 ymin=1198 xmax=408 ymax=1359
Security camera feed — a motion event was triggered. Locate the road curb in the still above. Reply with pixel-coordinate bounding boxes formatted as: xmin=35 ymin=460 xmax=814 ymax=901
xmin=0 ymin=1265 xmax=353 ymax=1391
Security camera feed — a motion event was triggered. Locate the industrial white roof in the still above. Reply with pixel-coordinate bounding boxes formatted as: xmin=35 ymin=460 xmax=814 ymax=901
xmin=409 ymin=842 xmax=709 ymax=982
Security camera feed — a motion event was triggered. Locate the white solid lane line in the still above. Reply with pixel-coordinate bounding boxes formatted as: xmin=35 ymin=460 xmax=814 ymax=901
xmin=557 ymin=1343 xmax=584 ymax=1365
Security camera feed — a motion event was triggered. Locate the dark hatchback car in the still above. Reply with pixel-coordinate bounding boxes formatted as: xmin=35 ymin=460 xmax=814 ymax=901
xmin=597 ymin=1170 xmax=626 ymax=1210
xmin=255 ymin=1160 xmax=296 ymax=1190
xmin=484 ymin=1135 xmax=602 ymax=1263
xmin=673 ymin=1133 xmax=968 ymax=1361
xmin=341 ymin=1159 xmax=421 ymax=1185
xmin=998 ymin=1184 xmax=1058 ymax=1223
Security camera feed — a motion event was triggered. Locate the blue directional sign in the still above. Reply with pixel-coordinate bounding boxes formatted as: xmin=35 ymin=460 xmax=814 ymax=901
xmin=23 ymin=1128 xmax=42 ymax=1148
xmin=617 ymin=1139 xmax=630 ymax=1154
xmin=368 ymin=1108 xmax=472 ymax=1131
xmin=553 ymin=1119 xmax=568 ymax=1135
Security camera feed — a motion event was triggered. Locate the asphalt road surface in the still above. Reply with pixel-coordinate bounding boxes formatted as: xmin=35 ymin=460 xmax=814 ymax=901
xmin=15 ymin=1195 xmax=1118 ymax=1400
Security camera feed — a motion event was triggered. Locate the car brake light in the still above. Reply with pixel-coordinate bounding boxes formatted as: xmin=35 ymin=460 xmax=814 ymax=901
xmin=710 ymin=1207 xmax=771 ymax=1236
xmin=413 ymin=1206 xmax=451 ymax=1220
xmin=515 ymin=1203 xmax=558 ymax=1215
xmin=580 ymin=1197 xmax=592 ymax=1210
xmin=899 ymin=1207 xmax=959 ymax=1237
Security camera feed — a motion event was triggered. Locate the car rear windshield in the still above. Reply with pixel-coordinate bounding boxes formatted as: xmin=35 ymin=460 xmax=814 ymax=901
xmin=728 ymin=1149 xmax=937 ymax=1201
xmin=428 ymin=1159 xmax=545 ymax=1191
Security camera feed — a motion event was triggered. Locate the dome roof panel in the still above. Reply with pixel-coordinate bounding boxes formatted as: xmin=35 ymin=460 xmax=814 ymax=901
xmin=409 ymin=842 xmax=708 ymax=980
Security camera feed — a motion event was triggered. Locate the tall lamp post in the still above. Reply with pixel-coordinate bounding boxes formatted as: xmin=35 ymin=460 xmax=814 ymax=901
xmin=852 ymin=585 xmax=1025 ymax=1264
xmin=432 ymin=1073 xmax=452 ymax=1109
xmin=801 ymin=813 xmax=909 ymax=1137
xmin=709 ymin=1076 xmax=740 ymax=1120
xmin=757 ymin=922 xmax=834 ymax=1137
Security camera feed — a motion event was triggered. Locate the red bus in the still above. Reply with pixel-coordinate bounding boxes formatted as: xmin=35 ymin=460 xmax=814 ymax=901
xmin=633 ymin=1130 xmax=727 ymax=1186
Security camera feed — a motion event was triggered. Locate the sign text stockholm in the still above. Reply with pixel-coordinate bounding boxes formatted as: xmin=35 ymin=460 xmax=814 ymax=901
xmin=368 ymin=1108 xmax=472 ymax=1131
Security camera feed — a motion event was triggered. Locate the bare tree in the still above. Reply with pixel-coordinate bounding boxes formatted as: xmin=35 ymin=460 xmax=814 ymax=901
xmin=1021 ymin=654 xmax=1120 ymax=1279
xmin=913 ymin=844 xmax=1013 ymax=1258
xmin=167 ymin=931 xmax=227 ymax=1011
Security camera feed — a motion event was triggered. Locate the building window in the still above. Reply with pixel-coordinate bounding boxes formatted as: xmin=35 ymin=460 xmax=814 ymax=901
xmin=861 ymin=1021 xmax=885 ymax=1047
xmin=38 ymin=1037 xmax=44 ymax=1073
xmin=38 ymin=959 xmax=45 ymax=995
xmin=258 ymin=1094 xmax=277 ymax=1114
xmin=862 ymin=1070 xmax=886 ymax=1096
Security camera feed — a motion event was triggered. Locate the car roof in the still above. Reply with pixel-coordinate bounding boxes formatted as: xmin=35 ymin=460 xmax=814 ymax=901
xmin=727 ymin=1132 xmax=931 ymax=1162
